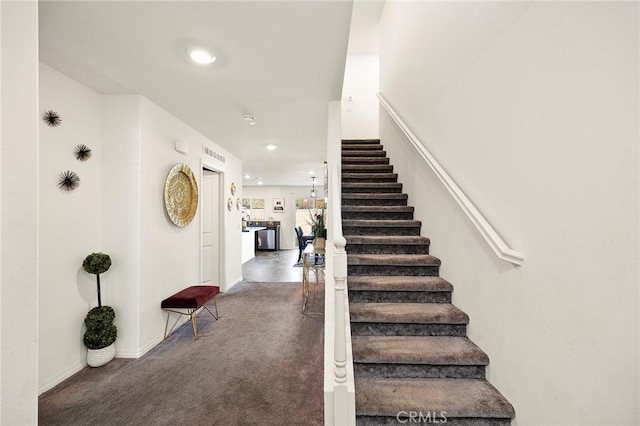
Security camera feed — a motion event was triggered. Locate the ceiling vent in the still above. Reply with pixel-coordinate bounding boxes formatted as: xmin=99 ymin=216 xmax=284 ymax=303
xmin=203 ymin=146 xmax=226 ymax=163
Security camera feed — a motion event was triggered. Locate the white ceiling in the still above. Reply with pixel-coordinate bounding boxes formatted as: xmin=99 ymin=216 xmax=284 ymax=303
xmin=39 ymin=1 xmax=354 ymax=186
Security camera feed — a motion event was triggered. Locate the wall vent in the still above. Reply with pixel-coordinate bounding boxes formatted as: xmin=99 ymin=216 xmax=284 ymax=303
xmin=203 ymin=146 xmax=226 ymax=163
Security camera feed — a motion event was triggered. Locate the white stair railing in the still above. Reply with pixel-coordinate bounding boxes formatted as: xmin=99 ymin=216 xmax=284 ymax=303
xmin=377 ymin=93 xmax=524 ymax=266
xmin=324 ymin=163 xmax=355 ymax=425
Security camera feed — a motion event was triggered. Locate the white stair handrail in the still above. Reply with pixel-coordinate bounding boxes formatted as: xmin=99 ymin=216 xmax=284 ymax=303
xmin=377 ymin=93 xmax=524 ymax=266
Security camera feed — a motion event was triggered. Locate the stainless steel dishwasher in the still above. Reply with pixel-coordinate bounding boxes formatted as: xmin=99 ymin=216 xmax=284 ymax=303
xmin=256 ymin=228 xmax=275 ymax=250
xmin=255 ymin=223 xmax=280 ymax=250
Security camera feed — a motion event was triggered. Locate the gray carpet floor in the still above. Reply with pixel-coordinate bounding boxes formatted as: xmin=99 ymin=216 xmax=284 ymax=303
xmin=39 ymin=280 xmax=325 ymax=425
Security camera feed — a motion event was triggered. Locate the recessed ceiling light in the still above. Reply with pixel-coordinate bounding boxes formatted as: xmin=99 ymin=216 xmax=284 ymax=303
xmin=308 ymin=170 xmax=315 ymax=175
xmin=258 ymin=181 xmax=263 ymax=185
xmin=266 ymin=144 xmax=278 ymax=151
xmin=244 ymin=174 xmax=251 ymax=179
xmin=189 ymin=48 xmax=216 ymax=64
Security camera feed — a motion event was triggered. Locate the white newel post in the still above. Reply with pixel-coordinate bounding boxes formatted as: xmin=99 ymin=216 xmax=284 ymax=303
xmin=325 ymin=162 xmax=354 ymax=425
xmin=333 ymin=235 xmax=349 ymax=422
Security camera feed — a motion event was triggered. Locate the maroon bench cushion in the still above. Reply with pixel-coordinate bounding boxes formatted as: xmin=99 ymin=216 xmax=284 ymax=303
xmin=161 ymin=285 xmax=220 ymax=309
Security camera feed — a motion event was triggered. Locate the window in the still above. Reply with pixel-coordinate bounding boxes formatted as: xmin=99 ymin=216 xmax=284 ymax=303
xmin=295 ymin=198 xmax=326 ymax=235
xmin=242 ymin=198 xmax=265 ymax=219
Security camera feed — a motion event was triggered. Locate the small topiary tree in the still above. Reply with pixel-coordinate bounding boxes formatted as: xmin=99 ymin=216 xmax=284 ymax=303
xmin=83 ymin=306 xmax=117 ymax=349
xmin=82 ymin=252 xmax=117 ymax=353
xmin=82 ymin=252 xmax=111 ymax=308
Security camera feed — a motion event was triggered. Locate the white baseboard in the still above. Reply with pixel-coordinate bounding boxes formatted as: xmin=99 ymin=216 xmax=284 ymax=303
xmin=116 ymin=318 xmax=189 ymax=359
xmin=226 ymin=277 xmax=243 ymax=292
xmin=136 ymin=332 xmax=165 ymax=357
xmin=116 ymin=332 xmax=165 ymax=358
xmin=39 ymin=362 xmax=86 ymax=395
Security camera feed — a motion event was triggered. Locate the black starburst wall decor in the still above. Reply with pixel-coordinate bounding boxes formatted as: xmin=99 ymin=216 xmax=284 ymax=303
xmin=57 ymin=170 xmax=80 ymax=191
xmin=74 ymin=144 xmax=92 ymax=161
xmin=42 ymin=110 xmax=62 ymax=127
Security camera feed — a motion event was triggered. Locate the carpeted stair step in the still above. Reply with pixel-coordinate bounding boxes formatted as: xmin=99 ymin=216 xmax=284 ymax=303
xmin=342 ymin=144 xmax=384 ymax=151
xmin=348 ymin=275 xmax=451 ymax=303
xmin=346 ymin=236 xmax=429 ymax=255
xmin=342 ymin=182 xmax=403 ymax=194
xmin=342 ymin=150 xmax=387 ymax=158
xmin=342 ymin=157 xmax=390 ymax=165
xmin=342 ymin=164 xmax=394 ymax=174
xmin=350 ymin=302 xmax=468 ymax=336
xmin=342 ymin=173 xmax=398 ymax=183
xmin=343 ymin=219 xmax=421 ymax=236
xmin=342 ymin=139 xmax=381 ymax=144
xmin=352 ymin=336 xmax=489 ymax=379
xmin=349 ymin=276 xmax=451 ymax=295
xmin=348 ymin=254 xmax=440 ymax=276
xmin=342 ymin=194 xmax=407 ymax=207
xmin=355 ymin=377 xmax=515 ymax=425
xmin=342 ymin=206 xmax=414 ymax=221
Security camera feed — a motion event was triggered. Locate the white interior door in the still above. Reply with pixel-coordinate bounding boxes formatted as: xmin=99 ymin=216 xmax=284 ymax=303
xmin=202 ymin=171 xmax=220 ymax=285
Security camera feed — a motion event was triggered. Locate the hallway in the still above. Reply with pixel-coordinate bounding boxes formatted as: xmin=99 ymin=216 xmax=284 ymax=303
xmin=242 ymin=249 xmax=303 ymax=282
xmin=39 ymin=255 xmax=324 ymax=425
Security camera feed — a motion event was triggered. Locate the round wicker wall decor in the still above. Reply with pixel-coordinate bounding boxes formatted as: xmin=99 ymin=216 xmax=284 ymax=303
xmin=164 ymin=163 xmax=198 ymax=227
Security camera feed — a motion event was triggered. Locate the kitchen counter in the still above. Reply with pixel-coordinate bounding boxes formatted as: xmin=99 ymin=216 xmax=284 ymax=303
xmin=242 ymin=226 xmax=266 ymax=233
xmin=241 ymin=226 xmax=266 ymax=263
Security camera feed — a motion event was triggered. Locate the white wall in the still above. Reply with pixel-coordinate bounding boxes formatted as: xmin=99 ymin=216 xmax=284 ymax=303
xmin=137 ymin=97 xmax=242 ymax=350
xmin=326 ymin=100 xmax=342 ymax=242
xmin=341 ymin=54 xmax=379 ymax=139
xmin=101 ymin=95 xmax=142 ymax=358
xmin=38 ymin=64 xmax=103 ymax=392
xmin=218 ymin=155 xmax=243 ymax=289
xmin=379 ymin=2 xmax=639 ymax=425
xmin=0 ymin=1 xmax=39 ymax=423
xmin=243 ymin=186 xmax=316 ymax=250
xmin=36 ymin=86 xmax=243 ymax=389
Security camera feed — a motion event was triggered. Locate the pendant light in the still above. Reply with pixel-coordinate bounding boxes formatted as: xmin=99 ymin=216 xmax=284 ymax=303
xmin=310 ymin=176 xmax=317 ymax=198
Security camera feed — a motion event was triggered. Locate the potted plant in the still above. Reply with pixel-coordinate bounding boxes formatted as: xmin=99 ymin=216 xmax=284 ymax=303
xmin=309 ymin=207 xmax=326 ymax=249
xmin=82 ymin=252 xmax=117 ymax=367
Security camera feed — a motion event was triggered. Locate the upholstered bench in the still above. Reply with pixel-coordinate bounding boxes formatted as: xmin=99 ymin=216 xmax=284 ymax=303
xmin=161 ymin=285 xmax=219 ymax=340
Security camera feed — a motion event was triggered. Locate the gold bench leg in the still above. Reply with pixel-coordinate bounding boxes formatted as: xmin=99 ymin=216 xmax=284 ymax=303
xmin=164 ymin=311 xmax=183 ymax=340
xmin=202 ymin=296 xmax=219 ymax=320
xmin=164 ymin=311 xmax=170 ymax=340
xmin=190 ymin=309 xmax=199 ymax=340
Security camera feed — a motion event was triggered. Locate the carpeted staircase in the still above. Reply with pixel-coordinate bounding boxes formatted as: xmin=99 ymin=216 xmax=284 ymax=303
xmin=342 ymin=139 xmax=515 ymax=425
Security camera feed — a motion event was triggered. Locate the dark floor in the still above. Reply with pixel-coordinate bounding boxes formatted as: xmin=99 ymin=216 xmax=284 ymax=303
xmin=242 ymin=249 xmax=304 ymax=282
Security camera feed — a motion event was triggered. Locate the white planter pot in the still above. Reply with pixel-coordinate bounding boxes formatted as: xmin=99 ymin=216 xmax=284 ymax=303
xmin=87 ymin=343 xmax=115 ymax=367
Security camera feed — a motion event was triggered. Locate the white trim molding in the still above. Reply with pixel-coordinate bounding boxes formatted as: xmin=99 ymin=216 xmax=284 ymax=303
xmin=324 ymin=165 xmax=356 ymax=426
xmin=324 ymin=101 xmax=356 ymax=426
xmin=377 ymin=93 xmax=524 ymax=266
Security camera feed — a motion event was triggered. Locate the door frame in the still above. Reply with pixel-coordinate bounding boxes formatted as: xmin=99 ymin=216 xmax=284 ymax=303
xmin=200 ymin=159 xmax=225 ymax=290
